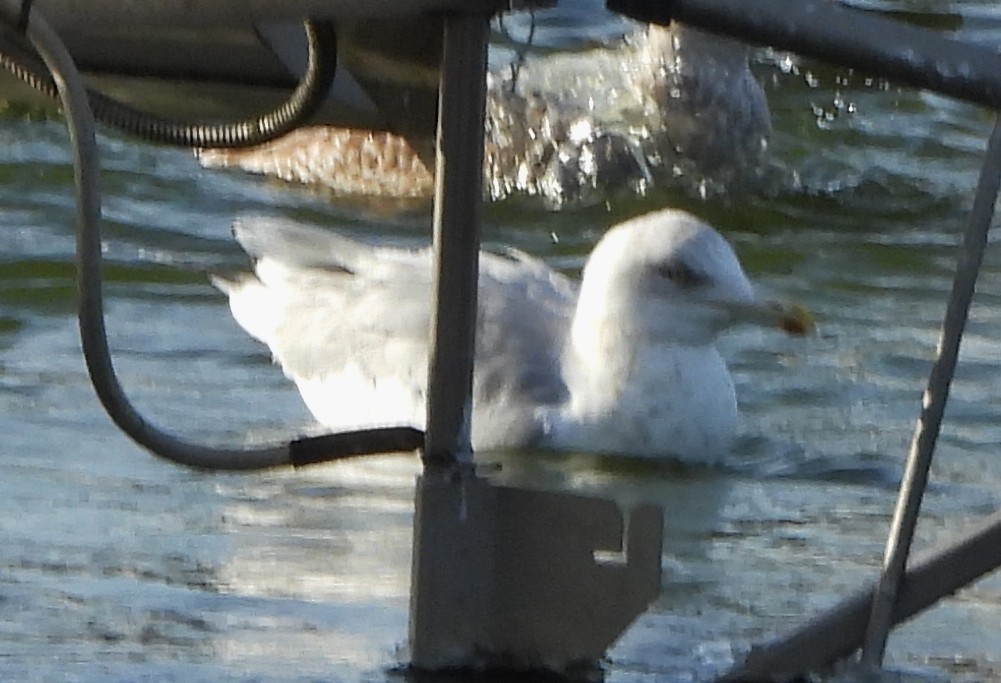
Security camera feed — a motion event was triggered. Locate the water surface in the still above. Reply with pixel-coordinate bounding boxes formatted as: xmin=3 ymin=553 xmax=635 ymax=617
xmin=2 ymin=1 xmax=1000 ymax=681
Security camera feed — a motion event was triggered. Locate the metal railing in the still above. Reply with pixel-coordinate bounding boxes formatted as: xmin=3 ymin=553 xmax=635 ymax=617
xmin=606 ymin=0 xmax=1001 ymax=678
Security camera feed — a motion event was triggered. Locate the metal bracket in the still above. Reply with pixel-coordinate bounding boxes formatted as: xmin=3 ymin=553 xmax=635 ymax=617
xmin=410 ymin=471 xmax=663 ymax=672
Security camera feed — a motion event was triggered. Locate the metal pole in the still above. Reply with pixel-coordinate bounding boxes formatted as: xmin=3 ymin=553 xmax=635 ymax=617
xmin=607 ymin=0 xmax=1001 ymax=111
xmin=720 ymin=506 xmax=1001 ymax=681
xmin=409 ymin=14 xmax=491 ymax=669
xmin=423 ymin=12 xmax=489 ymax=467
xmin=30 ymin=0 xmax=502 ymax=28
xmin=859 ymin=114 xmax=1001 ymax=664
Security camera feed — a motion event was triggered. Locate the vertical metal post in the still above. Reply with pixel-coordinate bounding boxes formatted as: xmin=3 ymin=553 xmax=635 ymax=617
xmin=409 ymin=11 xmax=661 ymax=673
xmin=409 ymin=11 xmax=491 ymax=671
xmin=423 ymin=12 xmax=490 ymax=467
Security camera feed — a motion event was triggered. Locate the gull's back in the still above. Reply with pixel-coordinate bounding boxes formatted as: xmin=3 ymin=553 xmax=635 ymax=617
xmin=215 ymin=216 xmax=577 ymax=445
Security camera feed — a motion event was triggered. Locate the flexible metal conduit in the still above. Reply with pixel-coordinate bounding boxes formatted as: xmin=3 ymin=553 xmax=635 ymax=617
xmin=0 ymin=16 xmax=337 ymax=148
xmin=0 ymin=0 xmax=423 ymax=469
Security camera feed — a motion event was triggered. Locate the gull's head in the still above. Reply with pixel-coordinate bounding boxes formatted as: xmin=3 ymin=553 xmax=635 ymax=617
xmin=575 ymin=209 xmax=810 ymax=347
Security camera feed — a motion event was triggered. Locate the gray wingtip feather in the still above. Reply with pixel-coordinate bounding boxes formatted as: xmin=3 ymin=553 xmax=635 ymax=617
xmin=208 ymin=270 xmax=257 ymax=295
xmin=231 ymin=215 xmax=366 ymax=272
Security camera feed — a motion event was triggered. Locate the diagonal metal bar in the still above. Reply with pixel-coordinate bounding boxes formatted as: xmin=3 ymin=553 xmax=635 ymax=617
xmin=860 ymin=113 xmax=1001 ymax=664
xmin=607 ymin=0 xmax=1001 ymax=110
xmin=720 ymin=507 xmax=1001 ymax=681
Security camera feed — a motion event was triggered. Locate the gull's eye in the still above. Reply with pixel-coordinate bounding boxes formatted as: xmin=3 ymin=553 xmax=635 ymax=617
xmin=656 ymin=261 xmax=706 ymax=288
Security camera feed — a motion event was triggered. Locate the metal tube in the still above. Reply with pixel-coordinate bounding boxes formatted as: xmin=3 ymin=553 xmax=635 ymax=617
xmin=1 ymin=0 xmax=420 ymax=471
xmin=605 ymin=0 xmax=1001 ymax=668
xmin=860 ymin=114 xmax=1001 ymax=664
xmin=32 ymin=0 xmax=504 ymax=27
xmin=608 ymin=0 xmax=1001 ymax=110
xmin=720 ymin=506 xmax=1001 ymax=681
xmin=423 ymin=13 xmax=490 ymax=467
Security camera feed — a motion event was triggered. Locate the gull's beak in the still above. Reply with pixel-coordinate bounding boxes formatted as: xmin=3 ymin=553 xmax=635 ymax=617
xmin=758 ymin=300 xmax=814 ymax=336
xmin=728 ymin=298 xmax=815 ymax=336
xmin=771 ymin=301 xmax=814 ymax=336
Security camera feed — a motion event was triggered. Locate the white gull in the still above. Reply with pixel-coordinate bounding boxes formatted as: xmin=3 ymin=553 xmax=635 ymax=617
xmin=213 ymin=209 xmax=808 ymax=463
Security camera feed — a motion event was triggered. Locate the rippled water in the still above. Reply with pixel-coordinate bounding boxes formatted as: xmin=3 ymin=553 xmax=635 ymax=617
xmin=3 ymin=1 xmax=1001 ymax=681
